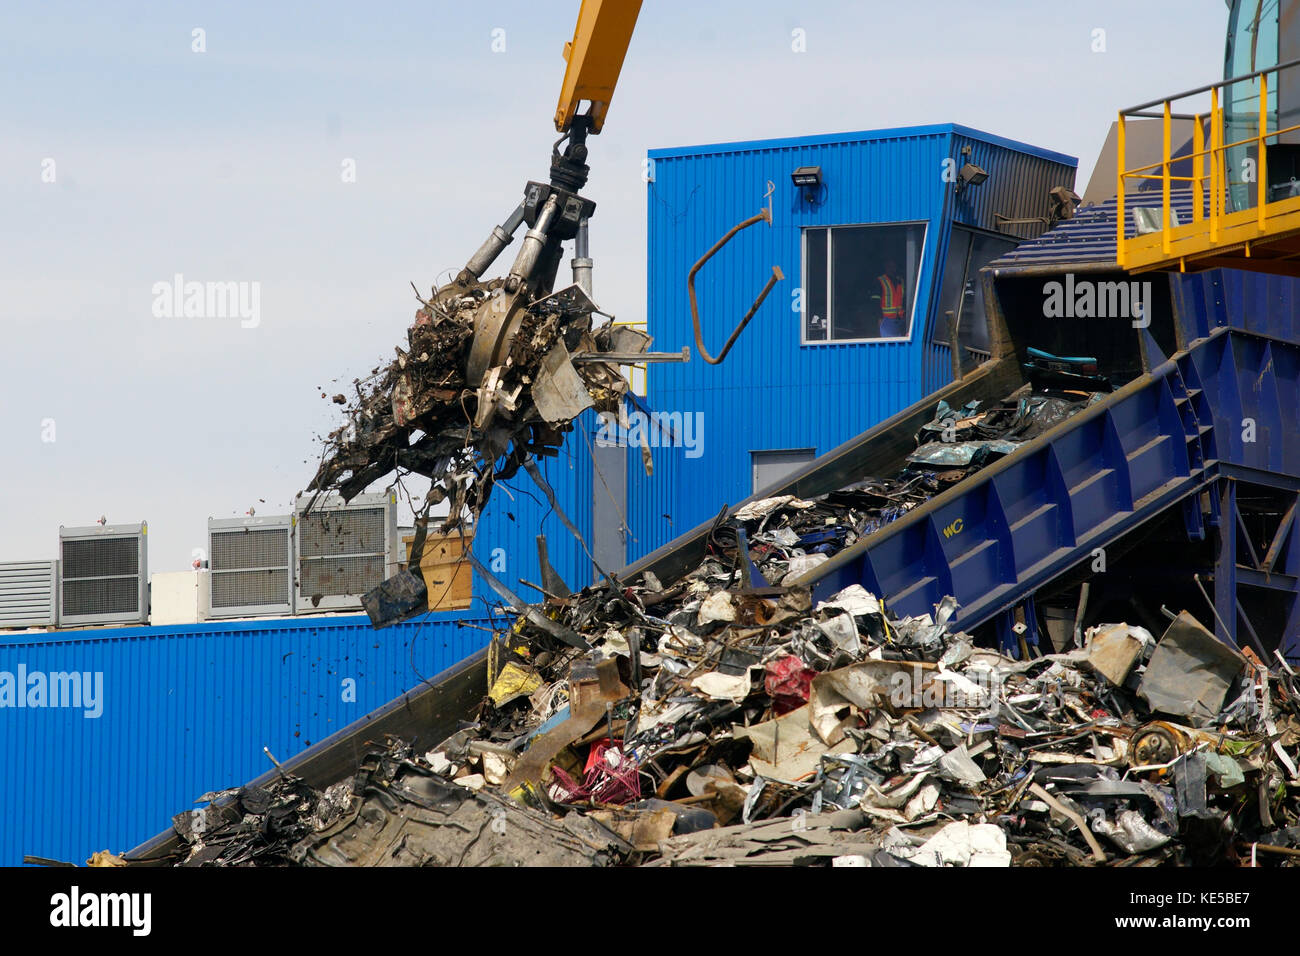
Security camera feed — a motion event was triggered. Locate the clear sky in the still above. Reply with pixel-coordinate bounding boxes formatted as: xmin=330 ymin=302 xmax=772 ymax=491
xmin=1 ymin=0 xmax=1231 ymax=572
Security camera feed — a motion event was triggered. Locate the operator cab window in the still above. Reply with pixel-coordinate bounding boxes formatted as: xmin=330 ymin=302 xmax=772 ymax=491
xmin=802 ymin=222 xmax=926 ymax=343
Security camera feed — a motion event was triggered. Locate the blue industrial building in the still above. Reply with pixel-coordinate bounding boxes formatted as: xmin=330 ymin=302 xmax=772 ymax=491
xmin=474 ymin=124 xmax=1079 ymax=593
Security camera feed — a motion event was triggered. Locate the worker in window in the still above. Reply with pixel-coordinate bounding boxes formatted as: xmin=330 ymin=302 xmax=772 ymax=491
xmin=875 ymin=259 xmax=906 ymax=337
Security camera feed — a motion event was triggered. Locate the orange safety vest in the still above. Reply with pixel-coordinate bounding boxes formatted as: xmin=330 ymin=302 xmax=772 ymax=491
xmin=878 ymin=275 xmax=904 ymax=318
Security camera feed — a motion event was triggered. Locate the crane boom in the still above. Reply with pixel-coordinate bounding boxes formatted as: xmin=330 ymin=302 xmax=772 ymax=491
xmin=554 ymin=0 xmax=644 ymax=135
xmin=444 ymin=0 xmax=646 ymax=389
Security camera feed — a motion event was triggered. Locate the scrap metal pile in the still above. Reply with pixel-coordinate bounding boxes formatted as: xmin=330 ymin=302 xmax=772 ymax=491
xmin=406 ymin=548 xmax=1300 ymax=867
xmin=167 ymin=745 xmax=631 ymax=867
xmin=306 ymin=281 xmax=644 ymax=528
xmin=159 ymin=382 xmax=1300 ymax=867
xmin=163 ymin=577 xmax=1300 ymax=867
xmin=907 ymin=385 xmax=1102 ymax=472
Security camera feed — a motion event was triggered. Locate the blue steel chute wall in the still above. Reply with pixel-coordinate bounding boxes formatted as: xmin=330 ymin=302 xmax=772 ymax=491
xmin=1173 ymin=269 xmax=1300 ymax=344
xmin=790 ymin=253 xmax=1300 ymax=658
xmin=0 ymin=612 xmax=494 ymax=866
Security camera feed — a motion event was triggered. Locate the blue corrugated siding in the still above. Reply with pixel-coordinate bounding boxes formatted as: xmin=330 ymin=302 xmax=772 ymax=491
xmin=473 ymin=407 xmax=599 ymax=598
xmin=924 ymin=341 xmax=955 ymax=395
xmin=627 ymin=132 xmax=949 ymax=559
xmin=0 ymin=612 xmax=494 ymax=865
xmin=950 ymin=131 xmax=1077 ymax=240
xmin=624 ymin=128 xmax=1076 ymax=562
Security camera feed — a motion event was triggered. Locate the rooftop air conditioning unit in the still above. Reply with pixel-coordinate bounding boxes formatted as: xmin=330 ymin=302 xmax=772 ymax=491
xmin=58 ymin=522 xmax=148 ymax=626
xmin=0 ymin=560 xmax=59 ymax=629
xmin=208 ymin=515 xmax=295 ymax=618
xmin=294 ymin=492 xmax=397 ymax=613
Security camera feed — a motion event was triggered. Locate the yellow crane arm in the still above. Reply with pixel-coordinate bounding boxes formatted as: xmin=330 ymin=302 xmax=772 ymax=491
xmin=554 ymin=0 xmax=644 ymax=134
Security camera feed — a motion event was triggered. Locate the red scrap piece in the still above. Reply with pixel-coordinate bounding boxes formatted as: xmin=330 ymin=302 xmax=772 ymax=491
xmin=765 ymin=654 xmax=817 ymax=715
xmin=549 ymin=740 xmax=641 ymax=806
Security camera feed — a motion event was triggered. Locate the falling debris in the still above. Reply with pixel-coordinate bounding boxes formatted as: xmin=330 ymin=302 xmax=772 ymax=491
xmin=307 ymin=281 xmax=646 ymax=532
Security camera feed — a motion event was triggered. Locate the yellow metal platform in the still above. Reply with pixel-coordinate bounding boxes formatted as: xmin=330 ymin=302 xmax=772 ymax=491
xmin=1119 ymin=58 xmax=1300 ymax=278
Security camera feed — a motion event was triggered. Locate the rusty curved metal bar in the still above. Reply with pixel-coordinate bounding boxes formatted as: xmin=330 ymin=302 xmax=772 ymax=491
xmin=687 ymin=196 xmax=785 ymax=365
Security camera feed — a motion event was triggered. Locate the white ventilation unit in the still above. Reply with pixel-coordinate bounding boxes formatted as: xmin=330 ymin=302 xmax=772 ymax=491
xmin=58 ymin=523 xmax=148 ymax=626
xmin=0 ymin=561 xmax=59 ymax=629
xmin=294 ymin=493 xmax=397 ymax=612
xmin=208 ymin=515 xmax=295 ymax=618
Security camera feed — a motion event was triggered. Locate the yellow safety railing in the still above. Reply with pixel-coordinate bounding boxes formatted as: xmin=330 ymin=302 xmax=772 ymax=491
xmin=1118 ymin=56 xmax=1300 ymax=272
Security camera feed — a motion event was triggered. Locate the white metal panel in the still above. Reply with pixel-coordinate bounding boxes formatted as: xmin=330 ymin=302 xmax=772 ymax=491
xmin=0 ymin=561 xmax=58 ymax=628
xmin=294 ymin=493 xmax=397 ymax=612
xmin=58 ymin=523 xmax=148 ymax=626
xmin=208 ymin=515 xmax=294 ymax=618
